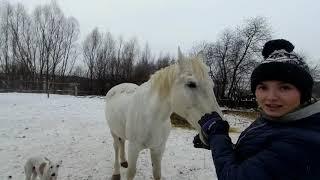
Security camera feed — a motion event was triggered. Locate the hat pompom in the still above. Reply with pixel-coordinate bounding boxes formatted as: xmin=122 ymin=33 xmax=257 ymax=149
xmin=262 ymin=39 xmax=295 ymax=58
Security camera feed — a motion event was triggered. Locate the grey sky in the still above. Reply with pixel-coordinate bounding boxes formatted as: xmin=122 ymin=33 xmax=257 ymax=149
xmin=4 ymin=0 xmax=320 ymax=62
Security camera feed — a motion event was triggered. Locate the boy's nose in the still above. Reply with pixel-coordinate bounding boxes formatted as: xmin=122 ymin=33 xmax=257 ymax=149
xmin=266 ymin=89 xmax=279 ymax=100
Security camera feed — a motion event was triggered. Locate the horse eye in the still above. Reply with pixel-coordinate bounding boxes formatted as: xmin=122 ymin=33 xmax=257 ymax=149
xmin=186 ymin=81 xmax=197 ymax=88
xmin=56 ymin=165 xmax=59 ymax=168
xmin=50 ymin=166 xmax=53 ymax=169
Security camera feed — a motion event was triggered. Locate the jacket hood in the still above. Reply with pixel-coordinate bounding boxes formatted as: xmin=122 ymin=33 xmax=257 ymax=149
xmin=261 ymin=100 xmax=320 ymax=122
xmin=281 ymin=100 xmax=320 ymax=121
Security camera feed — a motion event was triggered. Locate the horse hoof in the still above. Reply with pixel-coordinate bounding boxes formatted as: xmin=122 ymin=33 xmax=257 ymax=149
xmin=121 ymin=161 xmax=128 ymax=168
xmin=112 ymin=174 xmax=120 ymax=180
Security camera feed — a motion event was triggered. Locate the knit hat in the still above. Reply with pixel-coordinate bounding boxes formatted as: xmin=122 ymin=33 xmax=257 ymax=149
xmin=250 ymin=39 xmax=314 ymax=104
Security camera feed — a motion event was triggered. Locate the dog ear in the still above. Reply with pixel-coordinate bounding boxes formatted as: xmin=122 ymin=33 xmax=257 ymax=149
xmin=39 ymin=162 xmax=47 ymax=175
xmin=57 ymin=160 xmax=62 ymax=168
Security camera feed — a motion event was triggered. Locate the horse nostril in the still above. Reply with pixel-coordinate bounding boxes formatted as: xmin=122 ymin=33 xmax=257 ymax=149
xmin=51 ymin=173 xmax=55 ymax=176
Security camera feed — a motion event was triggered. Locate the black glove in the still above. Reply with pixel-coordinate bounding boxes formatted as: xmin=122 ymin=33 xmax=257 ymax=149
xmin=193 ymin=134 xmax=210 ymax=149
xmin=198 ymin=112 xmax=229 ymax=145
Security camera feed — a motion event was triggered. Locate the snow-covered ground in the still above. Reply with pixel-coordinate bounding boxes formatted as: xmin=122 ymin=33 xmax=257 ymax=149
xmin=0 ymin=93 xmax=251 ymax=180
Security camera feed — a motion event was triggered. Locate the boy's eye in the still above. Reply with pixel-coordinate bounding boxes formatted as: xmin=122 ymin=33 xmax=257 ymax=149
xmin=256 ymin=85 xmax=267 ymax=90
xmin=279 ymin=82 xmax=297 ymax=90
xmin=280 ymin=86 xmax=289 ymax=90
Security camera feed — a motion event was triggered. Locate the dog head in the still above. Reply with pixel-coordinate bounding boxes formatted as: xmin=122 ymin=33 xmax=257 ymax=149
xmin=39 ymin=159 xmax=62 ymax=180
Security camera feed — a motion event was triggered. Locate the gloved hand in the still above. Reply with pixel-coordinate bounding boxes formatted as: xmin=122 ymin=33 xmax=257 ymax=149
xmin=193 ymin=134 xmax=210 ymax=149
xmin=198 ymin=111 xmax=229 ymax=145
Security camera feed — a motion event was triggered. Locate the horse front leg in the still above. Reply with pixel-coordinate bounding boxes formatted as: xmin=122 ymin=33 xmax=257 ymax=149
xmin=127 ymin=142 xmax=141 ymax=180
xmin=150 ymin=145 xmax=165 ymax=180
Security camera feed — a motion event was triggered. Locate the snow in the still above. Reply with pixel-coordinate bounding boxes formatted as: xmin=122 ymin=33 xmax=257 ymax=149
xmin=0 ymin=93 xmax=251 ymax=180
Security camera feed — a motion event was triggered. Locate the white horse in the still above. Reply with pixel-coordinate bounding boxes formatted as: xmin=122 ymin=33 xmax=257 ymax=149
xmin=105 ymin=48 xmax=223 ymax=180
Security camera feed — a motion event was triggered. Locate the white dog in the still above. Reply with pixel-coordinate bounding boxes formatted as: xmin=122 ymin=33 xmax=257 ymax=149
xmin=24 ymin=156 xmax=62 ymax=180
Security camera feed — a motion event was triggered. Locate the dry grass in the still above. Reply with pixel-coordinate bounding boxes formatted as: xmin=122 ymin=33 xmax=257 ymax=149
xmin=229 ymin=127 xmax=240 ymax=133
xmin=170 ymin=113 xmax=193 ymax=129
xmin=170 ymin=110 xmax=259 ymax=131
xmin=222 ymin=110 xmax=259 ymax=121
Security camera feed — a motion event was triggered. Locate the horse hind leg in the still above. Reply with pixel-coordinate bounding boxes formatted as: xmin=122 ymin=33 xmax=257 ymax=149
xmin=119 ymin=137 xmax=128 ymax=168
xmin=111 ymin=132 xmax=121 ymax=180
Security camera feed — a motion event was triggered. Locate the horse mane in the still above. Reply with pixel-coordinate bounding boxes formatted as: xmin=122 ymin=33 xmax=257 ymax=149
xmin=150 ymin=56 xmax=208 ymax=97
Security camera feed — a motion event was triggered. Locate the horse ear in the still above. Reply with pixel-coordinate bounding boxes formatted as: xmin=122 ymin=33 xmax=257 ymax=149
xmin=44 ymin=157 xmax=50 ymax=161
xmin=39 ymin=162 xmax=47 ymax=175
xmin=178 ymin=46 xmax=184 ymax=62
xmin=57 ymin=160 xmax=63 ymax=167
xmin=177 ymin=46 xmax=187 ymax=72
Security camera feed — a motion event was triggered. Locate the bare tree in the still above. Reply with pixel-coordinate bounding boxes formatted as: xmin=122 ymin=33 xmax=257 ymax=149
xmin=52 ymin=16 xmax=79 ymax=82
xmin=189 ymin=41 xmax=208 ymax=57
xmin=226 ymin=17 xmax=271 ymax=100
xmin=33 ymin=2 xmax=63 ymax=97
xmin=298 ymin=53 xmax=320 ymax=82
xmin=29 ymin=1 xmax=79 ymax=96
xmin=156 ymin=52 xmax=172 ymax=70
xmin=193 ymin=17 xmax=272 ymax=101
xmin=132 ymin=43 xmax=155 ymax=84
xmin=95 ymin=32 xmax=116 ymax=94
xmin=58 ymin=21 xmax=79 ymax=78
xmin=0 ymin=2 xmax=13 ymax=80
xmin=72 ymin=65 xmax=85 ymax=77
xmin=210 ymin=30 xmax=234 ymax=99
xmin=120 ymin=38 xmax=139 ymax=81
xmin=192 ymin=30 xmax=234 ymax=99
xmin=310 ymin=63 xmax=320 ymax=82
xmin=114 ymin=36 xmax=123 ymax=80
xmin=82 ymin=27 xmax=102 ymax=92
xmin=34 ymin=2 xmax=79 ymax=92
xmin=8 ymin=3 xmax=39 ymax=81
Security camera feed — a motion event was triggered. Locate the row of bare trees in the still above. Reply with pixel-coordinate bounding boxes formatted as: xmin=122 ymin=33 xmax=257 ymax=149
xmin=0 ymin=1 xmax=318 ymax=101
xmin=81 ymin=28 xmax=174 ymax=94
xmin=0 ymin=1 xmax=79 ymax=95
xmin=0 ymin=1 xmax=173 ymax=95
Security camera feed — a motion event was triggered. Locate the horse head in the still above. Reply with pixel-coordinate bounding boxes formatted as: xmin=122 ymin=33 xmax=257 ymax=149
xmin=169 ymin=47 xmax=223 ymax=142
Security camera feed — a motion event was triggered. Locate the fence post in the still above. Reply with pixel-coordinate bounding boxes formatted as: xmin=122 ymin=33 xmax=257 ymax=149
xmin=19 ymin=76 xmax=23 ymax=91
xmin=69 ymin=83 xmax=79 ymax=96
xmin=74 ymin=84 xmax=78 ymax=96
xmin=43 ymin=81 xmax=46 ymax=91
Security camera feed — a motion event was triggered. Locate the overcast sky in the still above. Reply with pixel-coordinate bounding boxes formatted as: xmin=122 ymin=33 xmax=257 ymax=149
xmin=3 ymin=0 xmax=320 ymax=62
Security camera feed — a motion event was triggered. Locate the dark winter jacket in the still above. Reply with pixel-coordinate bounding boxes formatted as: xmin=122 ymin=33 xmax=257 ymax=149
xmin=208 ymin=100 xmax=320 ymax=180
